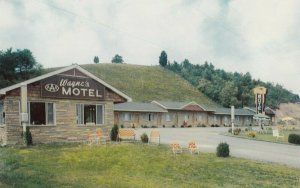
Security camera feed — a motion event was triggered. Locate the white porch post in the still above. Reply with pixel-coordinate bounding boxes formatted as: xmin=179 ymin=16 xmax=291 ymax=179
xmin=231 ymin=106 xmax=235 ymax=134
xmin=20 ymin=83 xmax=28 ymax=132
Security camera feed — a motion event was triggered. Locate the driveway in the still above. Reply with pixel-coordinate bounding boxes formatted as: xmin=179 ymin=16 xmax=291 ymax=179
xmin=135 ymin=128 xmax=300 ymax=168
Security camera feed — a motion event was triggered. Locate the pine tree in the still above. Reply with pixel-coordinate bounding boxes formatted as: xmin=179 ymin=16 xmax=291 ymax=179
xmin=94 ymin=56 xmax=99 ymax=64
xmin=159 ymin=51 xmax=168 ymax=67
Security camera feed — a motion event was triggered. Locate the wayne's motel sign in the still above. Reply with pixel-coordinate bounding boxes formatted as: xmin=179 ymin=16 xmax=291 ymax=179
xmin=253 ymin=86 xmax=267 ymax=114
xmin=41 ymin=75 xmax=105 ymax=100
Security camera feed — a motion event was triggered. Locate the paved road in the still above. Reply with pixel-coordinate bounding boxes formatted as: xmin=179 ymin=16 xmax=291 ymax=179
xmin=135 ymin=128 xmax=300 ymax=168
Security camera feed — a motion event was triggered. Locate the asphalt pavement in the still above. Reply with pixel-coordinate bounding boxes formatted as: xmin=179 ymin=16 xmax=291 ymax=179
xmin=135 ymin=127 xmax=300 ymax=168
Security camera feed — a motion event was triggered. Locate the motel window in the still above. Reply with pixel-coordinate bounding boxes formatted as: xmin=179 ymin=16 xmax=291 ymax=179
xmin=0 ymin=101 xmax=4 ymax=125
xmin=29 ymin=102 xmax=55 ymax=125
xmin=165 ymin=113 xmax=172 ymax=121
xmin=198 ymin=114 xmax=203 ymax=122
xmin=76 ymin=104 xmax=104 ymax=125
xmin=214 ymin=116 xmax=217 ymax=122
xmin=184 ymin=113 xmax=189 ymax=121
xmin=148 ymin=113 xmax=154 ymax=121
xmin=122 ymin=112 xmax=132 ymax=121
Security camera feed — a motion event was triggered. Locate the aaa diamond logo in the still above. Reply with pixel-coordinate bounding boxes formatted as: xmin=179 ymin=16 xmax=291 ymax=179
xmin=45 ymin=84 xmax=59 ymax=92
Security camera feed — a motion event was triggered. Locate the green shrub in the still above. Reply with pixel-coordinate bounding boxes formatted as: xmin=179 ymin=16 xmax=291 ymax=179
xmin=228 ymin=128 xmax=232 ymax=133
xmin=162 ymin=125 xmax=165 ymax=128
xmin=216 ymin=142 xmax=230 ymax=157
xmin=288 ymin=134 xmax=300 ymax=145
xmin=23 ymin=127 xmax=32 ymax=146
xmin=140 ymin=133 xmax=149 ymax=143
xmin=247 ymin=131 xmax=256 ymax=138
xmin=110 ymin=124 xmax=119 ymax=141
xmin=172 ymin=125 xmax=175 ymax=128
xmin=120 ymin=124 xmax=124 ymax=128
xmin=244 ymin=128 xmax=249 ymax=132
xmin=188 ymin=125 xmax=192 ymax=128
xmin=151 ymin=125 xmax=157 ymax=128
xmin=233 ymin=128 xmax=241 ymax=135
xmin=214 ymin=124 xmax=220 ymax=127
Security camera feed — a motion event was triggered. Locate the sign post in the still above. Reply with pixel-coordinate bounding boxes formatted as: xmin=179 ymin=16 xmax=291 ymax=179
xmin=253 ymin=86 xmax=269 ymax=130
xmin=231 ymin=106 xmax=235 ymax=134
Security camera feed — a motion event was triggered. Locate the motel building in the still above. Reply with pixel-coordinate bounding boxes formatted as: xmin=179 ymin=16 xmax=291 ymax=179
xmin=114 ymin=101 xmax=257 ymax=128
xmin=0 ymin=65 xmax=274 ymax=145
xmin=0 ymin=65 xmax=131 ymax=145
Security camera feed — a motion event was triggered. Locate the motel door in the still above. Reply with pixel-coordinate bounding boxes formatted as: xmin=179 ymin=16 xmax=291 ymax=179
xmin=134 ymin=113 xmax=139 ymax=126
xmin=157 ymin=113 xmax=162 ymax=126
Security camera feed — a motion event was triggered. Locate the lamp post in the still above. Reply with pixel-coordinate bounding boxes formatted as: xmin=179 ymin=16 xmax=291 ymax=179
xmin=231 ymin=106 xmax=235 ymax=134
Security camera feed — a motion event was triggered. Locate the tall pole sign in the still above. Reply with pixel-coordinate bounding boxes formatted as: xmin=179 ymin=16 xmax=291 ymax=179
xmin=253 ymin=87 xmax=268 ymax=114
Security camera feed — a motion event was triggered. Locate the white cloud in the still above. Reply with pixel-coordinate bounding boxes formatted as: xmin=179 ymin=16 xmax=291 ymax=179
xmin=0 ymin=0 xmax=299 ymax=95
xmin=228 ymin=0 xmax=300 ymax=50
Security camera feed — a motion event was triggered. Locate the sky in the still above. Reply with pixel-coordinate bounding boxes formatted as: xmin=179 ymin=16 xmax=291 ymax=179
xmin=0 ymin=0 xmax=300 ymax=95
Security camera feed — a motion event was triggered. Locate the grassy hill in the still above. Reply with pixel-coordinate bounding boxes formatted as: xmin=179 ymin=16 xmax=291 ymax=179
xmin=79 ymin=64 xmax=218 ymax=107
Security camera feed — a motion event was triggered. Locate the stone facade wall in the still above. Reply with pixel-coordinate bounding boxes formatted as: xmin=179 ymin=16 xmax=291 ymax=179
xmin=28 ymin=97 xmax=114 ymax=144
xmin=160 ymin=111 xmax=209 ymax=127
xmin=4 ymin=96 xmax=22 ymax=145
xmin=114 ymin=112 xmax=161 ymax=128
xmin=114 ymin=111 xmax=211 ymax=128
xmin=160 ymin=112 xmax=177 ymax=127
xmin=3 ymin=94 xmax=115 ymax=145
xmin=213 ymin=115 xmax=253 ymax=127
xmin=115 ymin=110 xmax=255 ymax=128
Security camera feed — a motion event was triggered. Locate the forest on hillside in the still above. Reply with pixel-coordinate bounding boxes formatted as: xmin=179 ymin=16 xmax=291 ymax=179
xmin=166 ymin=60 xmax=299 ymax=108
xmin=1 ymin=48 xmax=299 ymax=109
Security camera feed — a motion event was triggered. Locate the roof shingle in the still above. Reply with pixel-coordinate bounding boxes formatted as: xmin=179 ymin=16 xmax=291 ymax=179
xmin=114 ymin=102 xmax=167 ymax=112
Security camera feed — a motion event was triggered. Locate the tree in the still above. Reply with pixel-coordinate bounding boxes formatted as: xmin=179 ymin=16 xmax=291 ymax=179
xmin=93 ymin=56 xmax=99 ymax=64
xmin=111 ymin=54 xmax=123 ymax=64
xmin=219 ymin=81 xmax=239 ymax=107
xmin=159 ymin=51 xmax=168 ymax=67
xmin=166 ymin=59 xmax=299 ymax=108
xmin=0 ymin=48 xmax=42 ymax=89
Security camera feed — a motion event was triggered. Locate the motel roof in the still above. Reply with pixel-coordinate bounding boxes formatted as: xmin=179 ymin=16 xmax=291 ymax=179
xmin=151 ymin=101 xmax=211 ymax=111
xmin=214 ymin=108 xmax=256 ymax=116
xmin=253 ymin=113 xmax=271 ymax=120
xmin=114 ymin=102 xmax=168 ymax=113
xmin=0 ymin=64 xmax=132 ymax=102
xmin=152 ymin=101 xmax=189 ymax=109
xmin=244 ymin=106 xmax=276 ymax=116
xmin=265 ymin=107 xmax=276 ymax=115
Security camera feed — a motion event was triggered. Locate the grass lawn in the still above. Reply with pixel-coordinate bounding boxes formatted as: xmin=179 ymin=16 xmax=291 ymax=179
xmin=1 ymin=143 xmax=300 ymax=188
xmin=232 ymin=129 xmax=300 ymax=144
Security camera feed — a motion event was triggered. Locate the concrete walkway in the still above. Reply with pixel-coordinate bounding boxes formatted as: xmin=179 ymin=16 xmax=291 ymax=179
xmin=135 ymin=128 xmax=300 ymax=168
